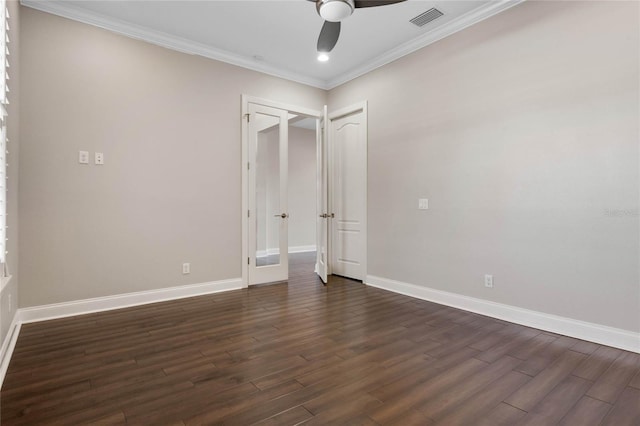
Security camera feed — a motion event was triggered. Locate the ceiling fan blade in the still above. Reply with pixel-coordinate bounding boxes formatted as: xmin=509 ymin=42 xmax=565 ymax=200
xmin=354 ymin=0 xmax=406 ymax=8
xmin=317 ymin=20 xmax=341 ymax=52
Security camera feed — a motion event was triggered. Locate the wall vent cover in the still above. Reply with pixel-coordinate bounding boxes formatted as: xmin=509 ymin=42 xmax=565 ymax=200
xmin=410 ymin=8 xmax=444 ymax=27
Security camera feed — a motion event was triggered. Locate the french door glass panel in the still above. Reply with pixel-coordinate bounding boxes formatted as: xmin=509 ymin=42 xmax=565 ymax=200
xmin=255 ymin=113 xmax=281 ymax=267
xmin=249 ymin=104 xmax=289 ymax=284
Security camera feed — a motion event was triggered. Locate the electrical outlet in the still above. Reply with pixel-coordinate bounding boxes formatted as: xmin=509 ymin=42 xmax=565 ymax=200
xmin=182 ymin=263 xmax=190 ymax=274
xmin=484 ymin=274 xmax=493 ymax=288
xmin=95 ymin=152 xmax=104 ymax=165
xmin=418 ymin=198 xmax=429 ymax=210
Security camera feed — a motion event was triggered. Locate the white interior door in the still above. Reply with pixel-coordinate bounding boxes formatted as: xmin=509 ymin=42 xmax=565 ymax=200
xmin=330 ymin=105 xmax=367 ymax=281
xmin=248 ymin=103 xmax=289 ymax=285
xmin=315 ymin=106 xmax=329 ymax=283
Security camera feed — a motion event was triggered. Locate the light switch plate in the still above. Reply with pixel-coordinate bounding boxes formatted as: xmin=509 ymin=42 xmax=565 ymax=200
xmin=485 ymin=274 xmax=493 ymax=288
xmin=418 ymin=198 xmax=429 ymax=210
xmin=95 ymin=152 xmax=104 ymax=165
xmin=78 ymin=151 xmax=89 ymax=164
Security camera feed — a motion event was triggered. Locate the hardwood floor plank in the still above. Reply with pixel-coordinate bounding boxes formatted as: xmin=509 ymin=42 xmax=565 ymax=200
xmin=558 ymin=396 xmax=612 ymax=426
xmin=629 ymin=368 xmax=640 ymax=390
xmin=383 ymin=408 xmax=434 ymax=426
xmin=477 ymin=402 xmax=527 ymax=426
xmin=572 ymin=345 xmax=623 ymax=381
xmin=515 ymin=335 xmax=579 ymax=377
xmin=183 ymin=379 xmax=304 ymax=425
xmin=600 ymin=387 xmax=640 ymax=426
xmin=124 ymin=381 xmax=262 ymax=424
xmin=252 ymin=405 xmax=313 ymax=426
xmin=586 ymin=351 xmax=640 ymax=404
xmin=368 ymin=346 xmax=478 ymax=403
xmin=302 ymin=393 xmax=382 ymax=425
xmin=86 ymin=411 xmax=128 ymax=425
xmin=518 ymin=375 xmax=592 ymax=425
xmin=250 ymin=354 xmax=342 ymax=390
xmin=415 ymin=355 xmax=522 ymax=420
xmin=468 ymin=323 xmax=523 ymax=352
xmin=570 ymin=340 xmax=601 ymax=355
xmin=475 ymin=328 xmax=540 ymax=364
xmin=433 ymin=370 xmax=530 ymax=426
xmin=367 ymin=357 xmax=487 ymax=424
xmin=211 ymin=375 xmax=367 ymax=425
xmin=504 ymin=349 xmax=586 ymax=411
xmin=507 ymin=332 xmax=557 ymax=361
xmin=303 ymin=353 xmax=431 ymax=416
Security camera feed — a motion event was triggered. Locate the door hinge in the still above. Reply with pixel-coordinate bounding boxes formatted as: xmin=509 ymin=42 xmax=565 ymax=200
xmin=248 ymin=210 xmax=250 ymax=218
xmin=248 ymin=257 xmax=250 ymax=265
xmin=247 ymin=162 xmax=250 ymax=170
xmin=244 ymin=113 xmax=250 ymax=122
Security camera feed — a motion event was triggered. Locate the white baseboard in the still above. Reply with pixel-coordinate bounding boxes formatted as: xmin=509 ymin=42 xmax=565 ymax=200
xmin=0 ymin=313 xmax=21 ymax=389
xmin=365 ymin=275 xmax=640 ymax=354
xmin=256 ymin=245 xmax=317 ymax=257
xmin=18 ymin=278 xmax=244 ymax=324
xmin=288 ymin=245 xmax=316 ymax=254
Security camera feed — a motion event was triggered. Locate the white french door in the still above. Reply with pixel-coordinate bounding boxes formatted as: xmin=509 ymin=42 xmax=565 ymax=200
xmin=315 ymin=106 xmax=329 ymax=283
xmin=242 ymin=96 xmax=366 ymax=287
xmin=247 ymin=103 xmax=289 ymax=285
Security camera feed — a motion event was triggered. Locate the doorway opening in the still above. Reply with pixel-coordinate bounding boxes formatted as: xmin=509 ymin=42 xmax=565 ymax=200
xmin=242 ymin=96 xmax=325 ymax=287
xmin=254 ymin=114 xmax=318 ymax=274
xmin=242 ymin=96 xmax=367 ymax=287
xmin=286 ymin=115 xmax=319 ymax=278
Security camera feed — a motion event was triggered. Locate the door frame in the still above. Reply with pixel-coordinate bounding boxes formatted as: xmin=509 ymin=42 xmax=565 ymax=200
xmin=328 ymin=101 xmax=368 ymax=281
xmin=241 ymin=95 xmax=323 ymax=287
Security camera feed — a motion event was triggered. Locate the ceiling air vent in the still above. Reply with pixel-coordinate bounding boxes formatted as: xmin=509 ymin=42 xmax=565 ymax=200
xmin=410 ymin=8 xmax=444 ymax=28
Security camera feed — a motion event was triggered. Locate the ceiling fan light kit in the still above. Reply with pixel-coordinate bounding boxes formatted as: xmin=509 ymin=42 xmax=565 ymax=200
xmin=312 ymin=0 xmax=406 ymax=54
xmin=317 ymin=0 xmax=355 ymax=22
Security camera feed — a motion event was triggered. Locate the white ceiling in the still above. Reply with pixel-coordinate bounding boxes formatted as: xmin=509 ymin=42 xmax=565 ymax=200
xmin=22 ymin=0 xmax=524 ymax=89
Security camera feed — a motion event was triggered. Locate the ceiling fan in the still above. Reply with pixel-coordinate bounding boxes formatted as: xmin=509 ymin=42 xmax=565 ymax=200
xmin=310 ymin=0 xmax=407 ymax=53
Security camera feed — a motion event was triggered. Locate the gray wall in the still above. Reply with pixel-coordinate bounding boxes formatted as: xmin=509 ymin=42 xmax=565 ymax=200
xmin=329 ymin=0 xmax=639 ymax=332
xmin=1 ymin=0 xmax=20 ymax=346
xmin=18 ymin=7 xmax=326 ymax=307
xmin=287 ymin=126 xmax=317 ymax=250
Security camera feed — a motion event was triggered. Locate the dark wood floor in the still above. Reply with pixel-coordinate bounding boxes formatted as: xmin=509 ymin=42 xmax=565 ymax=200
xmin=2 ymin=252 xmax=639 ymax=425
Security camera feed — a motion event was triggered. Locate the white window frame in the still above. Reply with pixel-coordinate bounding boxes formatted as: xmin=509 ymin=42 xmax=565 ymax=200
xmin=0 ymin=0 xmax=10 ymax=288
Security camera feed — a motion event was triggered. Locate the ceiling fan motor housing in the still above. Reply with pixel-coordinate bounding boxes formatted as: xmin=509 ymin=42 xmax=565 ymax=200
xmin=317 ymin=0 xmax=355 ymax=22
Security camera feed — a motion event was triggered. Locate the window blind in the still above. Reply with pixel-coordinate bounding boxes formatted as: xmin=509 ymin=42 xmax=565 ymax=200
xmin=0 ymin=0 xmax=8 ymax=268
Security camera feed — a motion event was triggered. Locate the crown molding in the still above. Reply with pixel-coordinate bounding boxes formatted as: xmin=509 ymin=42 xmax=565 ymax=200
xmin=20 ymin=0 xmax=330 ymax=90
xmin=325 ymin=0 xmax=526 ymax=89
xmin=21 ymin=0 xmax=525 ymax=91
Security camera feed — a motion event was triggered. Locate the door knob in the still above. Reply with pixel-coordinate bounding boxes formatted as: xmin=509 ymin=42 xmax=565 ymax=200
xmin=319 ymin=213 xmax=328 ymax=218
xmin=274 ymin=213 xmax=289 ymax=218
